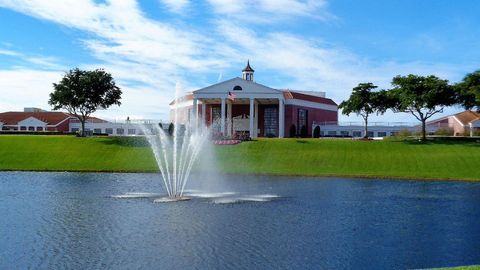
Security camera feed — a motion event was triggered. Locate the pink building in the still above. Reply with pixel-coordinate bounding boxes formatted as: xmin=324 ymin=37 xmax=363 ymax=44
xmin=170 ymin=62 xmax=338 ymax=138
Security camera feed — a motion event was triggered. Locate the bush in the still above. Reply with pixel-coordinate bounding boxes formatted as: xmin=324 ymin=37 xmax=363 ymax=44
xmin=289 ymin=124 xmax=297 ymax=138
xmin=395 ymin=129 xmax=412 ymax=139
xmin=300 ymin=125 xmax=307 ymax=138
xmin=313 ymin=126 xmax=320 ymax=138
xmin=434 ymin=128 xmax=454 ymax=136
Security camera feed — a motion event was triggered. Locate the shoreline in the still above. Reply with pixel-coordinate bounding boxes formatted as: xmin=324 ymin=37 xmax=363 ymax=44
xmin=1 ymin=169 xmax=479 ymax=182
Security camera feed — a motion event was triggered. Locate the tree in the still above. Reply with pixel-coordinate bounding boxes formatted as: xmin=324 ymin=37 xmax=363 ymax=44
xmin=49 ymin=68 xmax=122 ymax=137
xmin=389 ymin=74 xmax=456 ymax=141
xmin=456 ymin=70 xmax=480 ymax=111
xmin=339 ymin=83 xmax=385 ymax=138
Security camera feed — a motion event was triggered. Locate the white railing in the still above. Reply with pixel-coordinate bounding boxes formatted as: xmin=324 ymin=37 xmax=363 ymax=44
xmin=313 ymin=121 xmax=416 ymax=127
xmin=314 ymin=121 xmax=453 ymax=128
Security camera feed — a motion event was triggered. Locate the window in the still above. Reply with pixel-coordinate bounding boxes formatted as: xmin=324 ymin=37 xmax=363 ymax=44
xmin=264 ymin=107 xmax=278 ymax=137
xmin=327 ymin=131 xmax=336 ymax=136
xmin=352 ymin=131 xmax=362 ymax=137
xmin=72 ymin=128 xmax=79 ymax=133
xmin=128 ymin=129 xmax=136 ymax=135
xmin=390 ymin=131 xmax=398 ymax=136
xmin=20 ymin=126 xmax=26 ymax=131
xmin=367 ymin=131 xmax=374 ymax=137
xmin=297 ymin=109 xmax=308 ymax=137
xmin=233 ymin=85 xmax=242 ymax=91
xmin=105 ymin=128 xmax=113 ymax=134
xmin=377 ymin=132 xmax=387 ymax=137
xmin=211 ymin=106 xmax=221 ymax=132
xmin=340 ymin=131 xmax=349 ymax=136
xmin=94 ymin=128 xmax=102 ymax=134
xmin=116 ymin=128 xmax=124 ymax=135
xmin=36 ymin=127 xmax=43 ymax=131
xmin=28 ymin=126 xmax=35 ymax=131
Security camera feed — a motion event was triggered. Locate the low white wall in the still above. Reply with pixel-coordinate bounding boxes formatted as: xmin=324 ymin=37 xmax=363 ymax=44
xmin=313 ymin=124 xmax=429 ymax=138
xmin=69 ymin=122 xmax=152 ymax=136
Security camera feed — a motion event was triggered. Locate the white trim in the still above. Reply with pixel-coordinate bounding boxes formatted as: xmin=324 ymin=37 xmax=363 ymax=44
xmin=452 ymin=115 xmax=466 ymax=127
xmin=285 ymin=98 xmax=337 ymax=112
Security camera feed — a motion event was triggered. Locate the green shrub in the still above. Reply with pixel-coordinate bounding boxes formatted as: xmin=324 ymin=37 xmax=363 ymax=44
xmin=289 ymin=124 xmax=297 ymax=137
xmin=395 ymin=129 xmax=412 ymax=139
xmin=313 ymin=126 xmax=320 ymax=138
xmin=434 ymin=128 xmax=454 ymax=136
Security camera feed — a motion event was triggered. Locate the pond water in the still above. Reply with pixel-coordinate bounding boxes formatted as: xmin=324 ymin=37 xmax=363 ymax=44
xmin=1 ymin=172 xmax=479 ymax=269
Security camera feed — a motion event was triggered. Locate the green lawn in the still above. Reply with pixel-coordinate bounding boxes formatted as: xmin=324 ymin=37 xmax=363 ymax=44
xmin=0 ymin=135 xmax=479 ymax=180
xmin=432 ymin=266 xmax=480 ymax=270
xmin=215 ymin=138 xmax=480 ymax=180
xmin=0 ymin=135 xmax=157 ymax=172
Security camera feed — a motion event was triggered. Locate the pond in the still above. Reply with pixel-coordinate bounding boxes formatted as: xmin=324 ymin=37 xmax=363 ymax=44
xmin=1 ymin=172 xmax=479 ymax=269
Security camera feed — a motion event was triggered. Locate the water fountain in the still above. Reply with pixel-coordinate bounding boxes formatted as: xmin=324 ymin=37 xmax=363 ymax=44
xmin=141 ymin=83 xmax=211 ymax=202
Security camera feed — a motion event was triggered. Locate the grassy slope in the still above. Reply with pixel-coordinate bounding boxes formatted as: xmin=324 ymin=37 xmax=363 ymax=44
xmin=0 ymin=135 xmax=157 ymax=172
xmin=215 ymin=138 xmax=480 ymax=180
xmin=0 ymin=135 xmax=479 ymax=180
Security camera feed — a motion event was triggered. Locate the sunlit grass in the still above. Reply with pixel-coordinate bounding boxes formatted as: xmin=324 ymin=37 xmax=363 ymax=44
xmin=215 ymin=138 xmax=480 ymax=181
xmin=0 ymin=135 xmax=479 ymax=180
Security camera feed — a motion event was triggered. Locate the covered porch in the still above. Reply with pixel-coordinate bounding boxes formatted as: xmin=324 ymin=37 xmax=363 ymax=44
xmin=191 ymin=97 xmax=285 ymax=138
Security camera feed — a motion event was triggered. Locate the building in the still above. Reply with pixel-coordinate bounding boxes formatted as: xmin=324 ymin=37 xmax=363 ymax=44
xmin=170 ymin=61 xmax=338 ymax=138
xmin=426 ymin=110 xmax=480 ymax=137
xmin=0 ymin=108 xmax=152 ymax=136
xmin=313 ymin=121 xmax=418 ymax=138
xmin=0 ymin=110 xmax=73 ymax=132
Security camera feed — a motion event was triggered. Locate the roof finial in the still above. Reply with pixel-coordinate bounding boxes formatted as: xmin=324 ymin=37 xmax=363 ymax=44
xmin=242 ymin=60 xmax=254 ymax=72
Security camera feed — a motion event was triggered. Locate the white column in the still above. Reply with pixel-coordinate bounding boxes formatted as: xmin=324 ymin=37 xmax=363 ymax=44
xmin=227 ymin=102 xmax=232 ymax=137
xmin=279 ymin=98 xmax=285 ymax=138
xmin=470 ymin=123 xmax=473 ymax=137
xmin=192 ymin=98 xmax=198 ymax=129
xmin=249 ymin=98 xmax=254 ymax=138
xmin=202 ymin=102 xmax=206 ymax=127
xmin=254 ymin=101 xmax=259 ymax=139
xmin=221 ymin=98 xmax=226 ymax=135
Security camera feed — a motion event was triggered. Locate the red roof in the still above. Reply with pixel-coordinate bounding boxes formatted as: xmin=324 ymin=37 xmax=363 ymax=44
xmin=67 ymin=114 xmax=108 ymax=123
xmin=0 ymin=112 xmax=71 ymax=125
xmin=454 ymin=110 xmax=480 ymax=125
xmin=0 ymin=111 xmax=108 ymax=125
xmin=282 ymin=90 xmax=337 ymax=106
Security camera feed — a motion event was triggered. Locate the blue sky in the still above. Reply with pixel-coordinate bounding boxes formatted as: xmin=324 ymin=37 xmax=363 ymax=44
xmin=0 ymin=0 xmax=479 ymax=122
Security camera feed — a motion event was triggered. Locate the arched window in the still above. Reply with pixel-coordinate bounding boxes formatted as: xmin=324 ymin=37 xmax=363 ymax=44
xmin=233 ymin=85 xmax=242 ymax=91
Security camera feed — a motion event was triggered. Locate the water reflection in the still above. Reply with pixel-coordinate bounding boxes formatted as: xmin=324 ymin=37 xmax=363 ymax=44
xmin=0 ymin=172 xmax=479 ymax=269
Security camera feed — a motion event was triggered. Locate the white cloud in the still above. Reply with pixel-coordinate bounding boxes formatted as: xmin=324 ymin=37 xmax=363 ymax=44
xmin=160 ymin=0 xmax=189 ymax=13
xmin=0 ymin=0 xmax=470 ymax=124
xmin=206 ymin=0 xmax=335 ymax=23
xmin=0 ymin=69 xmax=62 ymax=112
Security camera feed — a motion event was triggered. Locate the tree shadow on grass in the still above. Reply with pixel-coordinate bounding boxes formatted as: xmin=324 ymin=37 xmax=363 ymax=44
xmin=97 ymin=136 xmax=150 ymax=148
xmin=296 ymin=140 xmax=309 ymax=144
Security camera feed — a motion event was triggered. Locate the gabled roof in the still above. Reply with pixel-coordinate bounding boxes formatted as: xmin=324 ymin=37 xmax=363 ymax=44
xmin=454 ymin=110 xmax=480 ymax=125
xmin=193 ymin=77 xmax=281 ymax=95
xmin=68 ymin=114 xmax=108 ymax=123
xmin=283 ymin=90 xmax=337 ymax=106
xmin=0 ymin=111 xmax=108 ymax=125
xmin=0 ymin=111 xmax=71 ymax=125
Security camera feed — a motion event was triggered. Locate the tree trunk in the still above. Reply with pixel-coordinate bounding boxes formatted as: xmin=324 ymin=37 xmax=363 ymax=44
xmin=80 ymin=119 xmax=86 ymax=137
xmin=364 ymin=116 xmax=368 ymax=139
xmin=421 ymin=119 xmax=427 ymax=141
